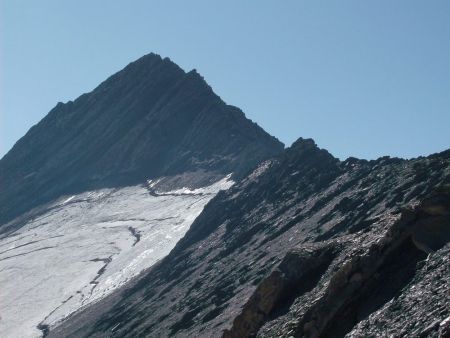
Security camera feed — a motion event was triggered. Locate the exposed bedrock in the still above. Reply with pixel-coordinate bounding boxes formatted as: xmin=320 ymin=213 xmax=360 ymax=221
xmin=223 ymin=243 xmax=337 ymax=338
xmin=233 ymin=190 xmax=450 ymax=338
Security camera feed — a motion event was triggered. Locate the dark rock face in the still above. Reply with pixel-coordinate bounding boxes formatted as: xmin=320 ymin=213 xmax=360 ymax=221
xmin=50 ymin=139 xmax=450 ymax=338
xmin=0 ymin=53 xmax=283 ymax=231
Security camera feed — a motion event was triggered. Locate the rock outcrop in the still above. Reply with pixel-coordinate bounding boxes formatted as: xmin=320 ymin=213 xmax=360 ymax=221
xmin=257 ymin=189 xmax=450 ymax=338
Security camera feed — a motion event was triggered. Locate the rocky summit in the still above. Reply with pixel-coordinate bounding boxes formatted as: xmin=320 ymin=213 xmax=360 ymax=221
xmin=1 ymin=53 xmax=449 ymax=338
xmin=49 ymin=138 xmax=450 ymax=338
xmin=0 ymin=53 xmax=282 ymax=233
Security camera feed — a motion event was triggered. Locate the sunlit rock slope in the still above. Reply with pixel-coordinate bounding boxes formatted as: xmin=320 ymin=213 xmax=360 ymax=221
xmin=50 ymin=139 xmax=450 ymax=338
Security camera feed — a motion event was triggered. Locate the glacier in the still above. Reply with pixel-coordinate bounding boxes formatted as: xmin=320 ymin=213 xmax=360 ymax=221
xmin=0 ymin=176 xmax=233 ymax=338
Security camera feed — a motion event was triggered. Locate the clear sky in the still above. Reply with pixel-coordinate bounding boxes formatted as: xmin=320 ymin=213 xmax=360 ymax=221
xmin=1 ymin=1 xmax=449 ymax=160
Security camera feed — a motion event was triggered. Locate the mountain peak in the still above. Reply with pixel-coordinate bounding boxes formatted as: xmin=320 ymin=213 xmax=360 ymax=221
xmin=0 ymin=54 xmax=283 ymax=230
xmin=290 ymin=137 xmax=318 ymax=151
xmin=285 ymin=137 xmax=337 ymax=166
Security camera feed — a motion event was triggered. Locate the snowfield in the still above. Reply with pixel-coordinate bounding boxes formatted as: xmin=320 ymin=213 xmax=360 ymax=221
xmin=0 ymin=176 xmax=233 ymax=338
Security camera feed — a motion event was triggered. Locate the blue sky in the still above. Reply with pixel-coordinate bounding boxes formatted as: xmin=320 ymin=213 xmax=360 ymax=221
xmin=1 ymin=1 xmax=449 ymax=160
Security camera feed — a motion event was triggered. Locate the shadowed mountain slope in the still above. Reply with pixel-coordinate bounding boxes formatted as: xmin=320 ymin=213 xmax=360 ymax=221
xmin=0 ymin=53 xmax=283 ymax=231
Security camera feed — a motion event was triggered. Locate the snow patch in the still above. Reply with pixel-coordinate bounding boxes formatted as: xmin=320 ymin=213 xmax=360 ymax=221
xmin=0 ymin=176 xmax=233 ymax=338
